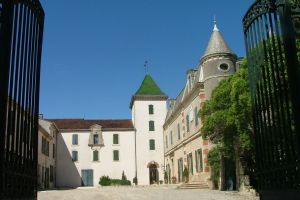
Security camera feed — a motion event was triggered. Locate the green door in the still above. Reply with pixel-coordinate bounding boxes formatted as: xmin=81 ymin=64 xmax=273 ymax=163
xmin=81 ymin=170 xmax=93 ymax=186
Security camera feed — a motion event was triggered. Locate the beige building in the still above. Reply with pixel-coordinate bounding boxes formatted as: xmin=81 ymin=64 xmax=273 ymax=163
xmin=38 ymin=118 xmax=58 ymax=189
xmin=163 ymin=21 xmax=237 ymax=187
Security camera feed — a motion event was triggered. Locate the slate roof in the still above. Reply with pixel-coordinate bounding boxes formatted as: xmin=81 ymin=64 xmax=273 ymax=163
xmin=165 ymin=69 xmax=201 ymax=121
xmin=135 ymin=75 xmax=166 ymax=96
xmin=202 ymin=23 xmax=234 ymax=59
xmin=48 ymin=119 xmax=134 ymax=130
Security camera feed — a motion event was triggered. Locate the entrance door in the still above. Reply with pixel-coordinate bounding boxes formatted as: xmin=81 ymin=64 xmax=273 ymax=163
xmin=81 ymin=170 xmax=93 ymax=186
xmin=149 ymin=164 xmax=158 ymax=184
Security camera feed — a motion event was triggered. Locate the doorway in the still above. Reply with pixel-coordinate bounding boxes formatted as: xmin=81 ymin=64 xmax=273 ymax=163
xmin=149 ymin=164 xmax=159 ymax=184
xmin=81 ymin=169 xmax=94 ymax=186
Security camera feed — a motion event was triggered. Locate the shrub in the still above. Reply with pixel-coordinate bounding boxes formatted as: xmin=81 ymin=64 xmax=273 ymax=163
xmin=207 ymin=147 xmax=221 ymax=189
xmin=164 ymin=171 xmax=168 ymax=184
xmin=111 ymin=179 xmax=131 ymax=185
xmin=122 ymin=171 xmax=127 ymax=181
xmin=99 ymin=176 xmax=111 ymax=186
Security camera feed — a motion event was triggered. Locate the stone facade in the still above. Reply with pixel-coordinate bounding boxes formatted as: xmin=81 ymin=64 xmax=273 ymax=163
xmin=38 ymin=118 xmax=58 ymax=189
xmin=163 ymin=22 xmax=237 ymax=187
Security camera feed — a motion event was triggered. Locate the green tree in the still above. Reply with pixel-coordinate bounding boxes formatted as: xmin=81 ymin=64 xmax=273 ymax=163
xmin=200 ymin=59 xmax=254 ymax=186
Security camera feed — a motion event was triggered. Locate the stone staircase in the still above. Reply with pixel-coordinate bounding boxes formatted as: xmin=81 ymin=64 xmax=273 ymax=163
xmin=178 ymin=174 xmax=210 ymax=189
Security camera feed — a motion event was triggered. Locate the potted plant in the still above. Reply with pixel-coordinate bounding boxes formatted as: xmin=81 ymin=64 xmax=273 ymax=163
xmin=171 ymin=176 xmax=177 ymax=184
xmin=164 ymin=171 xmax=168 ymax=184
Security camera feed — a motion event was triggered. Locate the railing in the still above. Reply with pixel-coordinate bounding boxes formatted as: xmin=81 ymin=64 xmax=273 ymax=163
xmin=0 ymin=0 xmax=44 ymax=199
xmin=243 ymin=0 xmax=300 ymax=199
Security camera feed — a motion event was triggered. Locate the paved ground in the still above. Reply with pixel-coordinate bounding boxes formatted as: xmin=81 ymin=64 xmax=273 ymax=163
xmin=38 ymin=186 xmax=259 ymax=200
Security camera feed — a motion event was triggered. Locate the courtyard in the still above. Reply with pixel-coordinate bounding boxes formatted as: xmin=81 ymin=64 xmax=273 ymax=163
xmin=38 ymin=186 xmax=258 ymax=200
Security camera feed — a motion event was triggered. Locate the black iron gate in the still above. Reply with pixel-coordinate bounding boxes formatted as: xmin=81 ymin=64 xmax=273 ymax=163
xmin=243 ymin=0 xmax=300 ymax=199
xmin=0 ymin=0 xmax=44 ymax=199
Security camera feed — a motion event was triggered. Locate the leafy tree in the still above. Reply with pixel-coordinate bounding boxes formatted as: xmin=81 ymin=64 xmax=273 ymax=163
xmin=207 ymin=147 xmax=221 ymax=189
xmin=200 ymin=59 xmax=254 ymax=186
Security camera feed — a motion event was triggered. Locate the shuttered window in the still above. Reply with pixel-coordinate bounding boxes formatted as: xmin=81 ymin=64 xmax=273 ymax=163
xmin=93 ymin=150 xmax=99 ymax=161
xmin=165 ymin=136 xmax=168 ymax=148
xmin=149 ymin=105 xmax=154 ymax=114
xmin=113 ymin=150 xmax=119 ymax=161
xmin=186 ymin=115 xmax=190 ymax=132
xmin=53 ymin=144 xmax=55 ymax=158
xmin=149 ymin=121 xmax=155 ymax=131
xmin=149 ymin=139 xmax=155 ymax=150
xmin=194 ymin=107 xmax=199 ymax=126
xmin=72 ymin=151 xmax=78 ymax=162
xmin=50 ymin=165 xmax=54 ymax=182
xmin=42 ymin=137 xmax=49 ymax=156
xmin=72 ymin=134 xmax=78 ymax=145
xmin=177 ymin=124 xmax=181 ymax=140
xmin=113 ymin=134 xmax=119 ymax=144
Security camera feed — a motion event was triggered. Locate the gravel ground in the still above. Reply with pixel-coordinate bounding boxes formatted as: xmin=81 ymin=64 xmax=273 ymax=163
xmin=38 ymin=186 xmax=259 ymax=200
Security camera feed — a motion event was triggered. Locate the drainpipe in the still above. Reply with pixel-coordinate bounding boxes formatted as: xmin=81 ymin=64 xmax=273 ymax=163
xmin=134 ymin=127 xmax=138 ymax=185
xmin=133 ymin=104 xmax=138 ymax=185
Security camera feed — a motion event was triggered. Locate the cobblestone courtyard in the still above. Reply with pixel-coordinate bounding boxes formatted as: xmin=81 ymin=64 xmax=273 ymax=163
xmin=38 ymin=186 xmax=258 ymax=200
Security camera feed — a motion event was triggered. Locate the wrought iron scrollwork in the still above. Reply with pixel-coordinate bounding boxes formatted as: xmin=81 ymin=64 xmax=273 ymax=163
xmin=290 ymin=0 xmax=300 ymax=35
xmin=243 ymin=0 xmax=277 ymax=32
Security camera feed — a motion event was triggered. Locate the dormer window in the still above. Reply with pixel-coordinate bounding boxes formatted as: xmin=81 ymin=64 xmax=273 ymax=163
xmin=93 ymin=134 xmax=99 ymax=144
xmin=88 ymin=125 xmax=104 ymax=147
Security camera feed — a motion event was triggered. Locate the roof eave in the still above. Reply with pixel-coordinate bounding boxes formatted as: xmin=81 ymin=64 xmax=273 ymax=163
xmin=130 ymin=94 xmax=168 ymax=109
xmin=200 ymin=52 xmax=238 ymax=64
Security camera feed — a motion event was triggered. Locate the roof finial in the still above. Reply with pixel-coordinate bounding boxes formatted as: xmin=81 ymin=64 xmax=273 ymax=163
xmin=213 ymin=15 xmax=219 ymax=32
xmin=144 ymin=60 xmax=149 ymax=75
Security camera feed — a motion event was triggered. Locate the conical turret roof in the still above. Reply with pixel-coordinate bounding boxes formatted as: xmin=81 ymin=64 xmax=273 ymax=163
xmin=202 ymin=21 xmax=234 ymax=59
xmin=135 ymin=75 xmax=166 ymax=96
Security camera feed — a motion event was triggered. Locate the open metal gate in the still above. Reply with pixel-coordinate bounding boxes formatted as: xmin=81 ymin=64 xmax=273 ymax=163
xmin=243 ymin=0 xmax=300 ymax=199
xmin=0 ymin=0 xmax=44 ymax=199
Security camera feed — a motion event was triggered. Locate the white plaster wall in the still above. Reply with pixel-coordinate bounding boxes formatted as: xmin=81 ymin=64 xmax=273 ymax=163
xmin=132 ymin=100 xmax=167 ymax=185
xmin=56 ymin=130 xmax=135 ymax=187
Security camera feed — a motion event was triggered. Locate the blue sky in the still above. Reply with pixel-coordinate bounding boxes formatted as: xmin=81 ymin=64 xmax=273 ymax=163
xmin=39 ymin=0 xmax=253 ymax=119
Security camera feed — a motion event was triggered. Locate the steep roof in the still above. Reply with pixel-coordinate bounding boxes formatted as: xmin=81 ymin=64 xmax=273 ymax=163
xmin=48 ymin=119 xmax=134 ymax=130
xmin=135 ymin=75 xmax=166 ymax=96
xmin=202 ymin=22 xmax=234 ymax=59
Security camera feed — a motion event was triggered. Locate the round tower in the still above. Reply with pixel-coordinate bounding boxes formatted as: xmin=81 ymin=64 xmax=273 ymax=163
xmin=199 ymin=20 xmax=237 ymax=99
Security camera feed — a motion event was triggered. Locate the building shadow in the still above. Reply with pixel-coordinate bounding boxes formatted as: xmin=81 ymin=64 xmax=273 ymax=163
xmin=56 ymin=133 xmax=82 ymax=188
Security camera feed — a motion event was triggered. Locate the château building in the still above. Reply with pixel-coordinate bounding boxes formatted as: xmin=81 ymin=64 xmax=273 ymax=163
xmin=163 ymin=21 xmax=237 ymax=187
xmin=47 ymin=75 xmax=167 ymax=187
xmin=39 ymin=21 xmax=238 ymax=189
xmin=38 ymin=118 xmax=58 ymax=189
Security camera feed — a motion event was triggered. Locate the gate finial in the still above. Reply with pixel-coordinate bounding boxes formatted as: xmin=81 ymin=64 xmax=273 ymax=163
xmin=213 ymin=15 xmax=219 ymax=32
